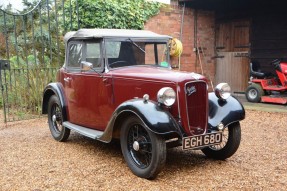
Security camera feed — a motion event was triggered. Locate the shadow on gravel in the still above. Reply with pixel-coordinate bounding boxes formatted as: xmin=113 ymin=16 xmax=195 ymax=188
xmin=162 ymin=148 xmax=228 ymax=179
xmin=166 ymin=148 xmax=207 ymax=165
xmin=64 ymin=132 xmax=123 ymax=155
xmin=61 ymin=132 xmax=217 ymax=175
xmin=166 ymin=148 xmax=215 ymax=166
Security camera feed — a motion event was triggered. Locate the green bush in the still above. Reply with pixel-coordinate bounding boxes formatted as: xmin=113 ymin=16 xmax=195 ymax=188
xmin=64 ymin=0 xmax=161 ymax=30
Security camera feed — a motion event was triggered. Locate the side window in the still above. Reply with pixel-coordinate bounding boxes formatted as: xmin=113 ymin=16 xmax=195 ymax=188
xmin=106 ymin=41 xmax=121 ymax=58
xmin=86 ymin=43 xmax=101 ymax=68
xmin=67 ymin=41 xmax=102 ymax=71
xmin=68 ymin=43 xmax=83 ymax=68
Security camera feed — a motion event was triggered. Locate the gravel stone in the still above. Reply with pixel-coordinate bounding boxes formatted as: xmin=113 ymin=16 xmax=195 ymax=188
xmin=0 ymin=109 xmax=286 ymax=190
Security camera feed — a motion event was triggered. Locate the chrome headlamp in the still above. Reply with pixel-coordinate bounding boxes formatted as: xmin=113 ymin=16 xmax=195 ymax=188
xmin=215 ymin=83 xmax=231 ymax=100
xmin=157 ymin=87 xmax=176 ymax=106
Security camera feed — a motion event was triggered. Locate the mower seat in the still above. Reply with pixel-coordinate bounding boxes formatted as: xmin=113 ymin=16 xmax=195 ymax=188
xmin=250 ymin=62 xmax=268 ymax=78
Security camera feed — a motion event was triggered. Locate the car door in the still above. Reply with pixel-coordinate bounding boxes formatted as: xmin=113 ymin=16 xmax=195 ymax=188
xmin=63 ymin=40 xmax=113 ymax=131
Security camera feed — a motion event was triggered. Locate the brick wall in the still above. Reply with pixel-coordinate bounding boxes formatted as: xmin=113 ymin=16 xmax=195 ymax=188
xmin=196 ymin=10 xmax=216 ymax=88
xmin=144 ymin=1 xmax=216 ymax=88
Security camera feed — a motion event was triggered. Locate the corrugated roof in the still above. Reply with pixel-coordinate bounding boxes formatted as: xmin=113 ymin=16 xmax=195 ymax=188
xmin=179 ymin=0 xmax=286 ymax=11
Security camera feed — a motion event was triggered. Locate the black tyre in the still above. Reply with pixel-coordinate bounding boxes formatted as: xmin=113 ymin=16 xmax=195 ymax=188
xmin=245 ymin=83 xmax=264 ymax=103
xmin=201 ymin=122 xmax=241 ymax=160
xmin=48 ymin=95 xmax=70 ymax=142
xmin=120 ymin=116 xmax=166 ymax=179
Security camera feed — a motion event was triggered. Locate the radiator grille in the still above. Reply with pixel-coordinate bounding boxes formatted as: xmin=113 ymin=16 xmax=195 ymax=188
xmin=185 ymin=81 xmax=208 ymax=133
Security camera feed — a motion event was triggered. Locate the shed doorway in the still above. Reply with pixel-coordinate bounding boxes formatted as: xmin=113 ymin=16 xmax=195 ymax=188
xmin=215 ymin=20 xmax=250 ymax=93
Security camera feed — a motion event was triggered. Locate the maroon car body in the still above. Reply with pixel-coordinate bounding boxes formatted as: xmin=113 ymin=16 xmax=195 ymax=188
xmin=42 ymin=29 xmax=245 ymax=179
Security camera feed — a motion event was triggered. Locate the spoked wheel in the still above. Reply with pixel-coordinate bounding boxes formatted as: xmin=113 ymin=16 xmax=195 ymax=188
xmin=201 ymin=122 xmax=241 ymax=160
xmin=120 ymin=116 xmax=166 ymax=179
xmin=127 ymin=125 xmax=152 ymax=168
xmin=48 ymin=95 xmax=70 ymax=142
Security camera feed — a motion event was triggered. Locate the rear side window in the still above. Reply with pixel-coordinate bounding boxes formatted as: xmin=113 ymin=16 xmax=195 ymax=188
xmin=68 ymin=43 xmax=83 ymax=68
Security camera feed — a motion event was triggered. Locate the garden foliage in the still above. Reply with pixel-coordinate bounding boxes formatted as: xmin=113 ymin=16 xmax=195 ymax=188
xmin=0 ymin=0 xmax=161 ymax=117
xmin=64 ymin=0 xmax=161 ymax=30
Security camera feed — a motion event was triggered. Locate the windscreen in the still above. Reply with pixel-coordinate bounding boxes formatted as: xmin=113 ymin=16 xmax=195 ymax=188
xmin=105 ymin=39 xmax=169 ymax=68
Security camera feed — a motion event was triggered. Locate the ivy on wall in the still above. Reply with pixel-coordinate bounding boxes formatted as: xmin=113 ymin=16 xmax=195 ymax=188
xmin=65 ymin=0 xmax=161 ymax=30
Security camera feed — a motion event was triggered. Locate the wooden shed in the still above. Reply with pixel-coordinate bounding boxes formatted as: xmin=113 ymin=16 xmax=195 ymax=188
xmin=180 ymin=0 xmax=287 ymax=93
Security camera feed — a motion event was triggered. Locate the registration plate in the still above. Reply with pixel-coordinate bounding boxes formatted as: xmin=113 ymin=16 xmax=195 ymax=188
xmin=182 ymin=132 xmax=222 ymax=150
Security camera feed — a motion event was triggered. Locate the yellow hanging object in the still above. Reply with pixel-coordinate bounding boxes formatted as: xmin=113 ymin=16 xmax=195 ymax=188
xmin=169 ymin=38 xmax=183 ymax=57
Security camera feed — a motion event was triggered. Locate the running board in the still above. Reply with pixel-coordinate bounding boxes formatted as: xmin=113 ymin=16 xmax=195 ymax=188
xmin=63 ymin=122 xmax=104 ymax=139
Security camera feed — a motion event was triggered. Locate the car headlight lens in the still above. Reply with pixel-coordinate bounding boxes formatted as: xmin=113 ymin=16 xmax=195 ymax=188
xmin=157 ymin=87 xmax=176 ymax=106
xmin=215 ymin=83 xmax=231 ymax=100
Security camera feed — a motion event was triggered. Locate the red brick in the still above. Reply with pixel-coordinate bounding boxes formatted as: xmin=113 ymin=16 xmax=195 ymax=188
xmin=145 ymin=2 xmax=215 ymax=80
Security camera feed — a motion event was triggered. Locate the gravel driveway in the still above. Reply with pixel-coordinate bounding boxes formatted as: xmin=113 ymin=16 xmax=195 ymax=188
xmin=0 ymin=109 xmax=286 ymax=190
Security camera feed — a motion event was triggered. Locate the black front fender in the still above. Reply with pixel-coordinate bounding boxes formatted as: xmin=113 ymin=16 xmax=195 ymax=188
xmin=208 ymin=93 xmax=245 ymax=129
xmin=99 ymin=99 xmax=183 ymax=142
xmin=42 ymin=82 xmax=68 ymax=121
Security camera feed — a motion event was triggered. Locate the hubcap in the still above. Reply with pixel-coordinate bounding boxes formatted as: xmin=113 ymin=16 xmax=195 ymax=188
xmin=133 ymin=141 xmax=140 ymax=151
xmin=248 ymin=89 xmax=257 ymax=99
xmin=52 ymin=115 xmax=57 ymax=122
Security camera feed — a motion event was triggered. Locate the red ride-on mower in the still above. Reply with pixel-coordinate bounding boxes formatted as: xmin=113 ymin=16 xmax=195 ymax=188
xmin=245 ymin=59 xmax=287 ymax=104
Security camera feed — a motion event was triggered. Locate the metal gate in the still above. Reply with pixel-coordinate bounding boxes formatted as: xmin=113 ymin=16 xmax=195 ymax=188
xmin=0 ymin=0 xmax=80 ymax=122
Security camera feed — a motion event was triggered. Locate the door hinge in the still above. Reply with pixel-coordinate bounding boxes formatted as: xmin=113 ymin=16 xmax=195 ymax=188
xmin=212 ymin=56 xmax=225 ymax=59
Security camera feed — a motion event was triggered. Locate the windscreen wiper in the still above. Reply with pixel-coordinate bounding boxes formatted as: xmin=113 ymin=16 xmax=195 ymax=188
xmin=127 ymin=38 xmax=145 ymax=53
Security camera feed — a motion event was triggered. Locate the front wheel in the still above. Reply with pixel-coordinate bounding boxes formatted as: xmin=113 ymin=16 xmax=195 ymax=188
xmin=48 ymin=95 xmax=70 ymax=142
xmin=201 ymin=122 xmax=241 ymax=160
xmin=120 ymin=116 xmax=166 ymax=179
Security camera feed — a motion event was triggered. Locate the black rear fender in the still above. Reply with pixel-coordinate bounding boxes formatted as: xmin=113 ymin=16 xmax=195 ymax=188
xmin=42 ymin=83 xmax=68 ymax=121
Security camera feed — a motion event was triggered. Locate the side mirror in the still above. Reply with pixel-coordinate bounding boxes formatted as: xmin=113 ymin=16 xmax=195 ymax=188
xmin=81 ymin=61 xmax=93 ymax=71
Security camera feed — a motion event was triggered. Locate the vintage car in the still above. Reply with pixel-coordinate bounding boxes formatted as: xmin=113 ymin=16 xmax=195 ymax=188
xmin=42 ymin=29 xmax=245 ymax=179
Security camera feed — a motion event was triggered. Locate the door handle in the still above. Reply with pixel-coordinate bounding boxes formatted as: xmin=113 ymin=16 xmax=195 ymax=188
xmin=103 ymin=77 xmax=110 ymax=84
xmin=64 ymin=77 xmax=71 ymax=82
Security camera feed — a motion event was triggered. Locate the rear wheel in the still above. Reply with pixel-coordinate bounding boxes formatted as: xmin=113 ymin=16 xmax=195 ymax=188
xmin=48 ymin=95 xmax=70 ymax=142
xmin=245 ymin=83 xmax=264 ymax=103
xmin=201 ymin=122 xmax=241 ymax=160
xmin=120 ymin=116 xmax=166 ymax=179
